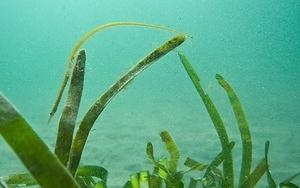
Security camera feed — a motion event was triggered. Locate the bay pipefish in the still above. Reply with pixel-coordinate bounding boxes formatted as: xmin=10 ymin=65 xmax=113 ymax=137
xmin=67 ymin=34 xmax=186 ymax=175
xmin=49 ymin=22 xmax=184 ymax=122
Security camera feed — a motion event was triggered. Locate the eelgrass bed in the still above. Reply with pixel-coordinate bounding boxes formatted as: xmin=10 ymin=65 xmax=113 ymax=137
xmin=0 ymin=22 xmax=299 ymax=188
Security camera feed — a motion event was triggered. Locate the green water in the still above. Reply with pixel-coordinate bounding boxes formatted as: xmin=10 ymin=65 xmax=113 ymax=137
xmin=0 ymin=1 xmax=299 ymax=187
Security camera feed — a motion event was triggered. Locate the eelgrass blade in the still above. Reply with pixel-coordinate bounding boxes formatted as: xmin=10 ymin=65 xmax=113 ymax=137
xmin=146 ymin=142 xmax=169 ymax=174
xmin=1 ymin=173 xmax=36 ymax=187
xmin=0 ymin=93 xmax=80 ymax=188
xmin=80 ymin=175 xmax=95 ymax=187
xmin=160 ymin=131 xmax=180 ymax=174
xmin=75 ymin=165 xmax=108 ymax=185
xmin=146 ymin=142 xmax=155 ymax=161
xmin=49 ymin=22 xmax=184 ymax=121
xmin=55 ymin=49 xmax=86 ymax=166
xmin=202 ymin=141 xmax=235 ymax=187
xmin=178 ymin=52 xmax=233 ymax=188
xmin=76 ymin=176 xmax=90 ymax=188
xmin=123 ymin=181 xmax=132 ymax=188
xmin=139 ymin=171 xmax=150 ymax=188
xmin=68 ymin=35 xmax=186 ymax=175
xmin=241 ymin=158 xmax=267 ymax=188
xmin=280 ymin=182 xmax=299 ymax=188
xmin=95 ymin=181 xmax=106 ymax=188
xmin=183 ymin=157 xmax=208 ymax=172
xmin=0 ymin=181 xmax=8 ymax=188
xmin=202 ymin=167 xmax=224 ymax=188
xmin=280 ymin=172 xmax=300 ymax=187
xmin=215 ymin=74 xmax=252 ymax=186
xmin=130 ymin=173 xmax=140 ymax=188
xmin=265 ymin=141 xmax=277 ymax=188
xmin=149 ymin=175 xmax=163 ymax=188
xmin=158 ymin=158 xmax=168 ymax=180
xmin=207 ymin=142 xmax=235 ymax=169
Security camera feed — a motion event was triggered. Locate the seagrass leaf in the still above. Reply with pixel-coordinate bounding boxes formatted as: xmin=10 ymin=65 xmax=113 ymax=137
xmin=55 ymin=49 xmax=86 ymax=166
xmin=265 ymin=141 xmax=277 ymax=188
xmin=160 ymin=131 xmax=180 ymax=174
xmin=216 ymin=74 xmax=252 ymax=186
xmin=178 ymin=52 xmax=233 ymax=187
xmin=0 ymin=93 xmax=79 ymax=188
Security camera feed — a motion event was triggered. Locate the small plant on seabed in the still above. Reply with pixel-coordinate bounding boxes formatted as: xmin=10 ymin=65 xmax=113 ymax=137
xmin=0 ymin=22 xmax=298 ymax=187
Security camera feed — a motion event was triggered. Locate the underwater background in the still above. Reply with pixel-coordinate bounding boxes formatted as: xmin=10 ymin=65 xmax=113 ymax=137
xmin=0 ymin=0 xmax=299 ymax=187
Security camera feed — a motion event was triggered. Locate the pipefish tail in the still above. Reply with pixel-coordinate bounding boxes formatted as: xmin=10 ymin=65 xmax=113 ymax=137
xmin=48 ymin=21 xmax=185 ymax=122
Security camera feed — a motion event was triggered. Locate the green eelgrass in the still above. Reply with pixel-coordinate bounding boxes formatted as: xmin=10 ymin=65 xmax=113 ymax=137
xmin=265 ymin=141 xmax=277 ymax=188
xmin=0 ymin=94 xmax=80 ymax=188
xmin=219 ymin=76 xmax=266 ymax=187
xmin=177 ymin=52 xmax=277 ymax=188
xmin=75 ymin=165 xmax=108 ymax=188
xmin=215 ymin=74 xmax=252 ymax=187
xmin=264 ymin=141 xmax=300 ymax=188
xmin=241 ymin=158 xmax=267 ymax=188
xmin=0 ymin=173 xmax=37 ymax=187
xmin=49 ymin=22 xmax=184 ymax=122
xmin=280 ymin=173 xmax=300 ymax=188
xmin=177 ymin=52 xmax=299 ymax=187
xmin=160 ymin=131 xmax=180 ymax=174
xmin=184 ymin=157 xmax=208 ymax=172
xmin=55 ymin=49 xmax=86 ymax=166
xmin=67 ymin=34 xmax=186 ymax=175
xmin=178 ymin=52 xmax=234 ymax=188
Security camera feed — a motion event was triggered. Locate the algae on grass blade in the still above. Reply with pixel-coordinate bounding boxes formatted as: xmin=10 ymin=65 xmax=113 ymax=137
xmin=0 ymin=93 xmax=80 ymax=188
xmin=212 ymin=74 xmax=271 ymax=188
xmin=178 ymin=52 xmax=234 ymax=188
xmin=49 ymin=21 xmax=184 ymax=122
xmin=160 ymin=130 xmax=180 ymax=174
xmin=55 ymin=49 xmax=86 ymax=166
xmin=216 ymin=74 xmax=252 ymax=187
xmin=67 ymin=34 xmax=186 ymax=176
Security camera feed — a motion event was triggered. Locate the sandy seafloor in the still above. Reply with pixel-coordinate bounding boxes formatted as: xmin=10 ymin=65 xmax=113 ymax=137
xmin=0 ymin=1 xmax=299 ymax=187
